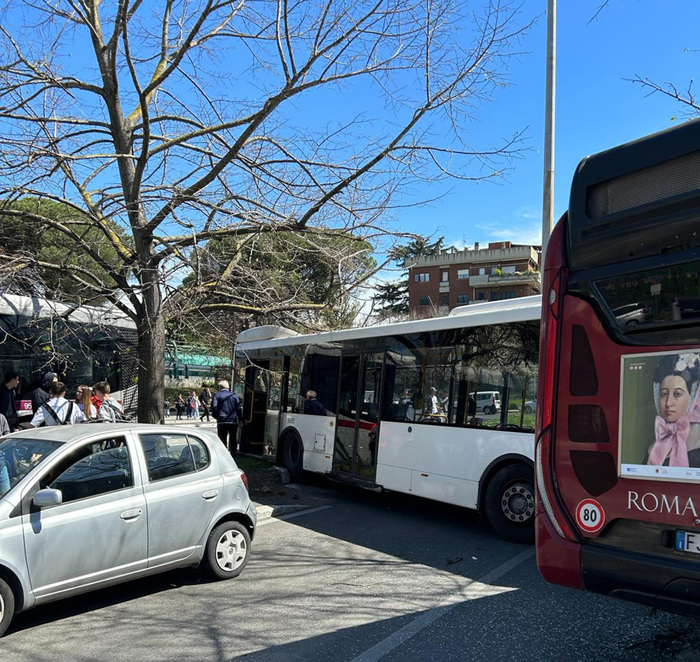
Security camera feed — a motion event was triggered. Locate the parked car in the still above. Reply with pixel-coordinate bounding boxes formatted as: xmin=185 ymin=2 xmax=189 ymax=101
xmin=612 ymin=302 xmax=651 ymax=325
xmin=523 ymin=399 xmax=537 ymax=414
xmin=471 ymin=391 xmax=501 ymax=415
xmin=0 ymin=423 xmax=256 ymax=636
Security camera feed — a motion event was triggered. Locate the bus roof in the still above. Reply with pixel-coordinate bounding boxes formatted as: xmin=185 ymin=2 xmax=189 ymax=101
xmin=236 ymin=295 xmax=542 ymax=351
xmin=0 ymin=293 xmax=136 ymax=331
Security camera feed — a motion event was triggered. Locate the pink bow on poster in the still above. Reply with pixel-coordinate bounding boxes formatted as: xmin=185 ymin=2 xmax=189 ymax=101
xmin=649 ymin=416 xmax=691 ymax=467
xmin=648 ymin=388 xmax=700 ymax=467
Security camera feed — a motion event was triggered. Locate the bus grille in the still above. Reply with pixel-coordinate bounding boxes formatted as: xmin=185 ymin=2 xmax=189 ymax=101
xmin=587 ymin=150 xmax=700 ymax=218
xmin=568 ymin=405 xmax=610 ymax=443
xmin=570 ymin=450 xmax=618 ymax=497
xmin=569 ymin=325 xmax=599 ymax=396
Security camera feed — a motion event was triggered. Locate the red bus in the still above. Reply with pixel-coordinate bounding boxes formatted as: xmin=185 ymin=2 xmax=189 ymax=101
xmin=536 ymin=119 xmax=700 ymax=615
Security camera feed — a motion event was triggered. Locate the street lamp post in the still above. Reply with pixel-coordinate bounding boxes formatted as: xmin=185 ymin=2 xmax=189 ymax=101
xmin=541 ymin=0 xmax=557 ymax=265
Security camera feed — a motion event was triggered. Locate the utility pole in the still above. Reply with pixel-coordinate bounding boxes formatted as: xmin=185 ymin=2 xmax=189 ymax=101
xmin=541 ymin=0 xmax=556 ymax=266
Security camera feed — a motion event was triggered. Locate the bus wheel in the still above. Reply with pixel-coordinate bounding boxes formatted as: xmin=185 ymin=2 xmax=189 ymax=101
xmin=485 ymin=464 xmax=535 ymax=544
xmin=283 ymin=434 xmax=304 ymax=473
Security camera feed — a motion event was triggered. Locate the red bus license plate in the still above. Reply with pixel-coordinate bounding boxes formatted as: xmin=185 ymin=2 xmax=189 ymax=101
xmin=676 ymin=530 xmax=700 ymax=554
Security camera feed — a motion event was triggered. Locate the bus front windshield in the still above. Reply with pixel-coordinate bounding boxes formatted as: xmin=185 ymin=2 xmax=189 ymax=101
xmin=0 ymin=438 xmax=62 ymax=498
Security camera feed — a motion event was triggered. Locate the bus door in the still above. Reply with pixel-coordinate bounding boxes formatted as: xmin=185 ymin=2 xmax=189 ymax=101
xmin=240 ymin=361 xmax=269 ymax=455
xmin=333 ymin=352 xmax=384 ymax=482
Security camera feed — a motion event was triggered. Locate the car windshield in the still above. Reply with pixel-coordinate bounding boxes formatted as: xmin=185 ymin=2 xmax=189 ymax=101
xmin=0 ymin=438 xmax=62 ymax=498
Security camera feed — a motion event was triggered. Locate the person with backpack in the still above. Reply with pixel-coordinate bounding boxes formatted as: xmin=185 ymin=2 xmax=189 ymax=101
xmin=93 ymin=381 xmax=126 ymax=422
xmin=30 ymin=371 xmax=57 ymax=415
xmin=211 ymin=380 xmax=243 ymax=457
xmin=29 ymin=381 xmax=86 ymax=426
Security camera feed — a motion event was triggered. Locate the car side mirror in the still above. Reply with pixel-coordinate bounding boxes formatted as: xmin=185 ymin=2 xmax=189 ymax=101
xmin=33 ymin=488 xmax=63 ymax=508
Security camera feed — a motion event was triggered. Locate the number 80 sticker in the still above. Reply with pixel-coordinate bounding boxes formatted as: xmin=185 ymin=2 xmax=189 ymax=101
xmin=575 ymin=498 xmax=605 ymax=533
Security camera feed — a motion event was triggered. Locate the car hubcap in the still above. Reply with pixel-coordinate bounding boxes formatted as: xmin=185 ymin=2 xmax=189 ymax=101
xmin=215 ymin=530 xmax=247 ymax=571
xmin=501 ymin=482 xmax=535 ymax=523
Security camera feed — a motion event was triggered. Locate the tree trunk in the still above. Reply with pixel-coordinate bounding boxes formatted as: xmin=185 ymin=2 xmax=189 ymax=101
xmin=137 ymin=272 xmax=165 ymax=423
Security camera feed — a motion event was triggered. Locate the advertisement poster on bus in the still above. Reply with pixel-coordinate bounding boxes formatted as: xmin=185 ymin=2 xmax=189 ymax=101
xmin=620 ymin=350 xmax=700 ymax=481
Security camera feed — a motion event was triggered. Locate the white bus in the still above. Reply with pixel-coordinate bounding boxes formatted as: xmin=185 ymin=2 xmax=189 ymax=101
xmin=236 ymin=295 xmax=541 ymax=542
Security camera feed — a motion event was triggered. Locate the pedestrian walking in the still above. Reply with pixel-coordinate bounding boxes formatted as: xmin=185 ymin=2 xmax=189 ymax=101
xmin=30 ymin=371 xmax=57 ymax=415
xmin=176 ymin=394 xmax=185 ymax=420
xmin=199 ymin=386 xmax=212 ymax=422
xmin=0 ymin=371 xmax=20 ymax=432
xmin=92 ymin=381 xmax=126 ymax=422
xmin=30 ymin=381 xmax=86 ymax=426
xmin=75 ymin=385 xmax=97 ymax=419
xmin=211 ymin=380 xmax=243 ymax=457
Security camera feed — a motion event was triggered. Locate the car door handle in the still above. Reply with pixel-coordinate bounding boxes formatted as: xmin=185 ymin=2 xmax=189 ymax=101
xmin=202 ymin=490 xmax=220 ymax=500
xmin=120 ymin=508 xmax=143 ymax=521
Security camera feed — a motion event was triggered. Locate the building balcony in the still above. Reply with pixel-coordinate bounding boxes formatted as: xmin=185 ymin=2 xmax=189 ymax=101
xmin=470 ymin=271 xmax=541 ymax=287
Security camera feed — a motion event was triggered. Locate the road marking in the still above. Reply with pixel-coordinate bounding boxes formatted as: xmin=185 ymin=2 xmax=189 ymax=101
xmin=257 ymin=505 xmax=333 ymax=526
xmin=351 ymin=547 xmax=535 ymax=662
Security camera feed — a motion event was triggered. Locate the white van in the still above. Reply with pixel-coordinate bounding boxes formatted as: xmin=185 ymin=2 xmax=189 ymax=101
xmin=471 ymin=391 xmax=501 ymax=415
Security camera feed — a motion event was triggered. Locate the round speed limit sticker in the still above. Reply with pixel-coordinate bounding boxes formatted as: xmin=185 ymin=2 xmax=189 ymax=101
xmin=575 ymin=498 xmax=605 ymax=533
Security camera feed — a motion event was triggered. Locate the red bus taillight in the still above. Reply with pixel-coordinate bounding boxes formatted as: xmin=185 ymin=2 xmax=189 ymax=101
xmin=536 ymin=219 xmax=578 ymax=543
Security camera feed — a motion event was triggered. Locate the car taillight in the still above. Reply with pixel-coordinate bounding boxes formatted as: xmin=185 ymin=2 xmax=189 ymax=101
xmin=240 ymin=471 xmax=249 ymax=492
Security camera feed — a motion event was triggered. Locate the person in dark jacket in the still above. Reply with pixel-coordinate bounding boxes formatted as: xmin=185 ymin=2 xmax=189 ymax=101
xmin=30 ymin=371 xmax=57 ymax=415
xmin=0 ymin=371 xmax=20 ymax=431
xmin=304 ymin=390 xmax=327 ymax=416
xmin=211 ymin=380 xmax=243 ymax=457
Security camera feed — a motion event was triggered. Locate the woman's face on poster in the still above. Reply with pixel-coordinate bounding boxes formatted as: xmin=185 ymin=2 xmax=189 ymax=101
xmin=659 ymin=375 xmax=691 ymax=423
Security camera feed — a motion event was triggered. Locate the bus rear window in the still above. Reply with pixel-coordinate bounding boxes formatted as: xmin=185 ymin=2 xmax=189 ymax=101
xmin=595 ymin=261 xmax=700 ymax=328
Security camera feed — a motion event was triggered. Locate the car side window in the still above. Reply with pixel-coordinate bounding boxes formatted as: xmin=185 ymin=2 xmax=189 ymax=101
xmin=140 ymin=434 xmax=199 ymax=482
xmin=186 ymin=436 xmax=210 ymax=470
xmin=45 ymin=437 xmax=133 ymax=503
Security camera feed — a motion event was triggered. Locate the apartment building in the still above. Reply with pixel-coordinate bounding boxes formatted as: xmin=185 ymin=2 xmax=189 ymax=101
xmin=408 ymin=241 xmax=541 ymax=315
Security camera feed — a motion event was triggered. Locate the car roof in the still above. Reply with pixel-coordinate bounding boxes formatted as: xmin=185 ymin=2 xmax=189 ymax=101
xmin=6 ymin=423 xmax=212 ymax=445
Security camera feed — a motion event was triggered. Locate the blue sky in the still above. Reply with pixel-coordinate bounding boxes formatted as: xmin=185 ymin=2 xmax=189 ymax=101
xmin=395 ymin=0 xmax=700 ymax=251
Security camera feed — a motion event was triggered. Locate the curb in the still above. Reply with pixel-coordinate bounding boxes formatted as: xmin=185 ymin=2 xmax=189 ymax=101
xmin=254 ymin=503 xmax=315 ymax=521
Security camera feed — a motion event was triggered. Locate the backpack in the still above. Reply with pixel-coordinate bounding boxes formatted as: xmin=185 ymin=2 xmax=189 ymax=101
xmin=42 ymin=401 xmax=74 ymax=426
xmin=101 ymin=400 xmax=127 ymax=422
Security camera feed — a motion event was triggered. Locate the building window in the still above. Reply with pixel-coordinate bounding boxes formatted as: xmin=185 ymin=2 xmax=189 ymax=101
xmin=478 ymin=292 xmax=485 ymax=300
xmin=457 ymin=294 xmax=469 ymax=304
xmin=502 ymin=265 xmax=516 ymax=274
xmin=491 ymin=291 xmax=499 ymax=300
xmin=440 ymin=294 xmax=449 ymax=307
xmin=503 ymin=291 xmax=516 ymax=299
xmin=418 ymin=296 xmax=430 ymax=306
xmin=414 ymin=273 xmax=430 ymax=283
xmin=479 ymin=267 xmax=486 ymax=275
xmin=457 ymin=269 xmax=469 ymax=279
xmin=441 ymin=271 xmax=449 ymax=282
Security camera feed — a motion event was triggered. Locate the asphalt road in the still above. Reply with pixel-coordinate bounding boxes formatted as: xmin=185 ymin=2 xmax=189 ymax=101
xmin=3 ymin=480 xmax=700 ymax=662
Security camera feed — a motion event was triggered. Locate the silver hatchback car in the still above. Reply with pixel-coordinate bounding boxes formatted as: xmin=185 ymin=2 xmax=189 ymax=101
xmin=0 ymin=423 xmax=256 ymax=636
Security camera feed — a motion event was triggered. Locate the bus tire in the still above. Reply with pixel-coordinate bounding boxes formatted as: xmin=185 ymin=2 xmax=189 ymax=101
xmin=0 ymin=577 xmax=15 ymax=638
xmin=282 ymin=433 xmax=304 ymax=473
xmin=485 ymin=464 xmax=535 ymax=544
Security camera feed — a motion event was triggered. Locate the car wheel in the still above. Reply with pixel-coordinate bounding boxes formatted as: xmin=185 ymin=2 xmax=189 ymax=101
xmin=485 ymin=464 xmax=535 ymax=544
xmin=484 ymin=405 xmax=493 ymax=415
xmin=524 ymin=405 xmax=533 ymax=414
xmin=283 ymin=434 xmax=304 ymax=473
xmin=204 ymin=521 xmax=251 ymax=580
xmin=0 ymin=577 xmax=15 ymax=638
